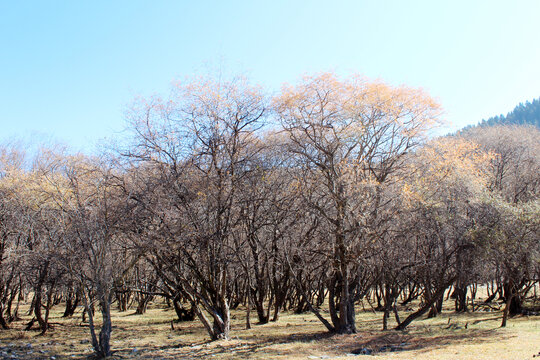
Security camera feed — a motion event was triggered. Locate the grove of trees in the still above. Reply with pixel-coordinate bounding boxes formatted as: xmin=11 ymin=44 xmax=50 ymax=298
xmin=466 ymin=97 xmax=540 ymax=129
xmin=0 ymin=73 xmax=538 ymax=358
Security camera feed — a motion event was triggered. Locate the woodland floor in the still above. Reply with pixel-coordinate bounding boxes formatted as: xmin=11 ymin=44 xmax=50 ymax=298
xmin=0 ymin=298 xmax=539 ymax=360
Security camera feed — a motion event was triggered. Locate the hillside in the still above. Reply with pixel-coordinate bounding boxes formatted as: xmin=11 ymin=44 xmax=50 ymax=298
xmin=464 ymin=97 xmax=540 ymax=130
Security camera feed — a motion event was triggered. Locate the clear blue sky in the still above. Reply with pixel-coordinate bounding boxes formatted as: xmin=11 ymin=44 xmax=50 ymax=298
xmin=1 ymin=1 xmax=539 ymax=151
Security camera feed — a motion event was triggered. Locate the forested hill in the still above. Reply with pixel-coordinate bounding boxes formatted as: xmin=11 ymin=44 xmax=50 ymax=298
xmin=464 ymin=97 xmax=540 ymax=130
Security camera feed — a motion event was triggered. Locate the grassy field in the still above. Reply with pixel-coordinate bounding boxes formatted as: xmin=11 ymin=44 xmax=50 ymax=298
xmin=0 ymin=299 xmax=539 ymax=359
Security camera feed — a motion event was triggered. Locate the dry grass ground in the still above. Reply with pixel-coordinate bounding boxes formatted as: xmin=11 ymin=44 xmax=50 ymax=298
xmin=0 ymin=298 xmax=539 ymax=360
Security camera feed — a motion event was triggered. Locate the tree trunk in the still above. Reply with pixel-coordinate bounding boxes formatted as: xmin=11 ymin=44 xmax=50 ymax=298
xmin=135 ymin=293 xmax=152 ymax=315
xmin=383 ymin=307 xmax=389 ymax=330
xmin=253 ymin=290 xmax=269 ymax=324
xmin=396 ymin=277 xmax=455 ymax=331
xmin=41 ymin=284 xmax=55 ymax=335
xmin=271 ymin=283 xmax=288 ymax=322
xmin=501 ymin=291 xmax=512 ymax=327
xmin=0 ymin=305 xmax=9 ymax=329
xmin=337 ymin=266 xmax=356 ymax=334
xmin=211 ymin=302 xmax=230 ymax=340
xmin=503 ymin=281 xmax=523 ymax=316
xmin=34 ymin=286 xmax=47 ymax=334
xmin=454 ymin=283 xmax=468 ymax=312
xmin=393 ymin=303 xmax=401 ymax=326
xmin=246 ymin=287 xmax=251 ymax=330
xmin=63 ymin=290 xmax=80 ymax=317
xmin=97 ymin=298 xmax=112 ymax=358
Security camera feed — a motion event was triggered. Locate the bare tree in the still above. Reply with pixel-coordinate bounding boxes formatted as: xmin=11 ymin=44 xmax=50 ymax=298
xmin=39 ymin=153 xmax=135 ymax=358
xmin=274 ymin=73 xmax=441 ymax=333
xmin=462 ymin=126 xmax=540 ymax=326
xmin=124 ymin=75 xmax=268 ymax=340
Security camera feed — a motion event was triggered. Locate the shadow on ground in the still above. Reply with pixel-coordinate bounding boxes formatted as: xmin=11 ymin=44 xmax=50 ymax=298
xmin=102 ymin=323 xmax=510 ymax=359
